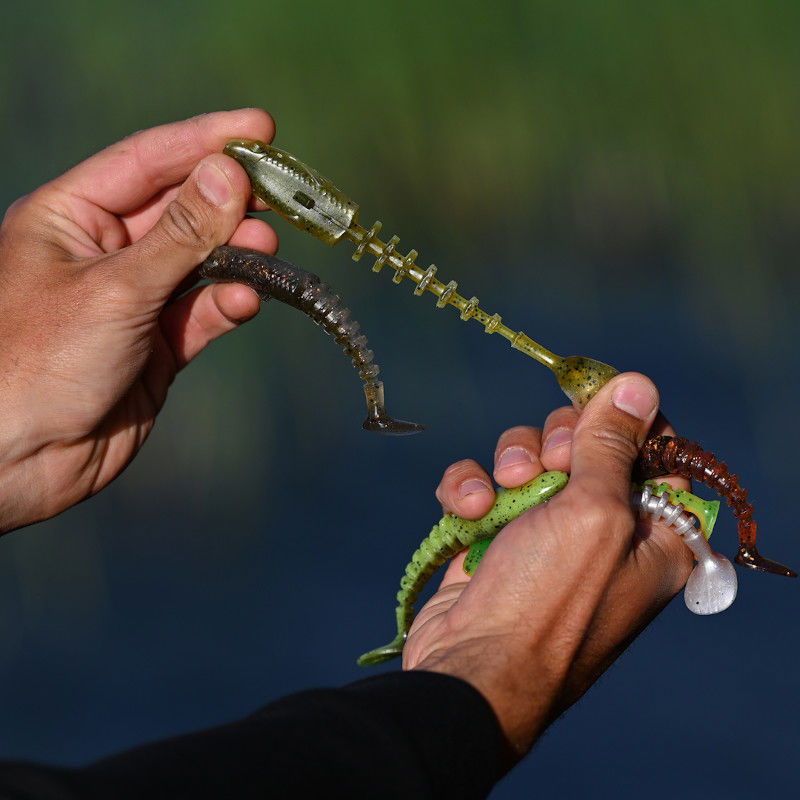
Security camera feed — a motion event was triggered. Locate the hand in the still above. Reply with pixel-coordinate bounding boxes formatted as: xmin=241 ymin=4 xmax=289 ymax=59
xmin=0 ymin=109 xmax=275 ymax=533
xmin=403 ymin=373 xmax=693 ymax=763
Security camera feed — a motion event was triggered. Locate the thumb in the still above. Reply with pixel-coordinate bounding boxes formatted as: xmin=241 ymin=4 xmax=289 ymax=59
xmin=569 ymin=372 xmax=660 ymax=503
xmin=115 ymin=152 xmax=252 ymax=297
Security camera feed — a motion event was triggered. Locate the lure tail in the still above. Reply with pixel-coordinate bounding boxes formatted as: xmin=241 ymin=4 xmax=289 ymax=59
xmin=200 ymin=246 xmax=423 ymax=437
xmin=636 ymin=436 xmax=796 ymax=578
xmin=357 ymin=472 xmax=569 ymax=667
xmin=362 ymin=381 xmax=424 ymax=435
xmin=357 ymin=634 xmax=406 ymax=667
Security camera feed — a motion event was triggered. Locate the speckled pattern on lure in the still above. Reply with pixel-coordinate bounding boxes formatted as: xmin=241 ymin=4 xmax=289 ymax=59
xmin=464 ymin=480 xmax=721 ymax=575
xmin=200 ymin=245 xmax=422 ymax=435
xmin=208 ymin=138 xmax=796 ymax=579
xmin=219 ymin=139 xmax=618 ymax=409
xmin=357 ymin=475 xmax=724 ymax=666
xmin=357 ymin=471 xmax=569 ymax=666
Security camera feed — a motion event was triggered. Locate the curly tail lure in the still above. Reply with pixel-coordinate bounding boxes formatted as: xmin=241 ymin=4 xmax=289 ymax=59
xmin=358 ymin=473 xmax=733 ymax=666
xmin=635 ymin=436 xmax=794 ymax=576
xmin=214 ymin=138 xmax=795 ymax=586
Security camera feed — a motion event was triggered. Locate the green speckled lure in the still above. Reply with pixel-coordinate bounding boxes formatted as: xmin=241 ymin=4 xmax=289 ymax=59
xmin=358 ymin=471 xmax=569 ymax=666
xmin=220 ymin=139 xmax=618 ymax=409
xmin=357 ymin=474 xmax=726 ymax=666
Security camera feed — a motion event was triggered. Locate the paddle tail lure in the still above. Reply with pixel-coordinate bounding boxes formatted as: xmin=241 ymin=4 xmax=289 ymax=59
xmin=199 ymin=246 xmax=423 ymax=435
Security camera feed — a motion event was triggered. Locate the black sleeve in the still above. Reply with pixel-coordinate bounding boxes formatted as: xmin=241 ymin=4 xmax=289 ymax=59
xmin=0 ymin=671 xmax=504 ymax=800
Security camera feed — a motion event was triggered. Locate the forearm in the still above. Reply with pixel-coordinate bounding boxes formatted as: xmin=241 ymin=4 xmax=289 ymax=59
xmin=0 ymin=672 xmax=503 ymax=800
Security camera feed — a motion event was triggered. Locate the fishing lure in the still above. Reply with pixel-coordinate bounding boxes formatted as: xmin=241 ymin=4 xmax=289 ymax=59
xmin=210 ymin=138 xmax=796 ymax=579
xmin=199 ymin=245 xmax=422 ymax=435
xmin=357 ymin=474 xmax=734 ymax=666
xmin=220 ymin=139 xmax=618 ymax=409
xmin=635 ymin=436 xmax=794 ymax=576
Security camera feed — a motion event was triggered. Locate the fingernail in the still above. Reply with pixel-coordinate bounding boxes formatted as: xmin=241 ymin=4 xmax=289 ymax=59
xmin=197 ymin=162 xmax=233 ymax=207
xmin=542 ymin=428 xmax=572 ymax=453
xmin=458 ymin=479 xmax=492 ymax=498
xmin=612 ymin=379 xmax=658 ymax=420
xmin=496 ymin=447 xmax=532 ymax=472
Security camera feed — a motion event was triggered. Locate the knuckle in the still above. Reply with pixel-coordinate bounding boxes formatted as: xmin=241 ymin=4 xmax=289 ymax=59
xmin=495 ymin=425 xmax=541 ymax=452
xmin=75 ymin=263 xmax=136 ymax=315
xmin=2 ymin=195 xmax=30 ymax=228
xmin=437 ymin=459 xmax=484 ymax=506
xmin=442 ymin=459 xmax=478 ymax=480
xmin=161 ymin=199 xmax=212 ymax=251
xmin=1 ymin=191 xmax=43 ymax=242
xmin=567 ymin=485 xmax=633 ymax=543
xmin=544 ymin=404 xmax=576 ymax=422
xmin=495 ymin=424 xmax=540 ymax=448
xmin=583 ymin=423 xmax=640 ymax=464
xmin=543 ymin=405 xmax=578 ymax=431
xmin=499 ymin=424 xmax=540 ymax=440
xmin=584 ymin=500 xmax=633 ymax=544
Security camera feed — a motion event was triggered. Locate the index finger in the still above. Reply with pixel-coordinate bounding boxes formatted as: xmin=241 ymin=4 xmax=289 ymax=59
xmin=52 ymin=109 xmax=275 ymax=215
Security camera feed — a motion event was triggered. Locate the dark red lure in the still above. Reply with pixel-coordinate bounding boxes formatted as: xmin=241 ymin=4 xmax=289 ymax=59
xmin=635 ymin=436 xmax=796 ymax=577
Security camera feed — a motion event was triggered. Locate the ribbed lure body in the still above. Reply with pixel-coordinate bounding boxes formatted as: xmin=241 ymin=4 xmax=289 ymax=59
xmin=636 ymin=436 xmax=796 ymax=577
xmin=642 ymin=481 xmax=719 ymax=540
xmin=359 ymin=473 xmax=735 ymax=667
xmin=222 ymin=139 xmax=618 ymax=409
xmin=357 ymin=471 xmax=569 ymax=666
xmin=200 ymin=246 xmax=422 ymax=435
xmin=632 ymin=483 xmax=736 ymax=613
xmin=463 ymin=481 xmax=720 ymax=576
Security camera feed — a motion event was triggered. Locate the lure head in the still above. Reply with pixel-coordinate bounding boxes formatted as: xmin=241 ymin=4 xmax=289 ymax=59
xmin=553 ymin=355 xmax=620 ymax=409
xmin=224 ymin=139 xmax=359 ymax=245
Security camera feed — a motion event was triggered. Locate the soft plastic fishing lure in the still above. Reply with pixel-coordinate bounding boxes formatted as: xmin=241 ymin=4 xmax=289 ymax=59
xmin=636 ymin=437 xmax=794 ymax=576
xmin=211 ymin=138 xmax=796 ymax=579
xmin=357 ymin=474 xmax=733 ymax=666
xmin=200 ymin=246 xmax=422 ymax=435
xmin=221 ymin=139 xmax=618 ymax=409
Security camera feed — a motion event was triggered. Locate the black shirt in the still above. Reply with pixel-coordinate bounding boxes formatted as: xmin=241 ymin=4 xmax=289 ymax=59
xmin=0 ymin=671 xmax=504 ymax=799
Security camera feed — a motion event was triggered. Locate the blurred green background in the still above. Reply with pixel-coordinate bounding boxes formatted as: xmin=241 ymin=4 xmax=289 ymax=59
xmin=1 ymin=2 xmax=798 ymax=798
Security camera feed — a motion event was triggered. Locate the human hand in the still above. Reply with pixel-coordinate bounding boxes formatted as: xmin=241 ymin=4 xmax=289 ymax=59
xmin=0 ymin=109 xmax=275 ymax=533
xmin=403 ymin=373 xmax=693 ymax=763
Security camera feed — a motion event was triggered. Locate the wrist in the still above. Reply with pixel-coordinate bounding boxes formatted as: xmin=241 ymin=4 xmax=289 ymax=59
xmin=412 ymin=637 xmax=555 ymax=762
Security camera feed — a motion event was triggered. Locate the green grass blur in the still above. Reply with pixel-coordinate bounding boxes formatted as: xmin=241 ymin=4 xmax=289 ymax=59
xmin=3 ymin=0 xmax=799 ymax=332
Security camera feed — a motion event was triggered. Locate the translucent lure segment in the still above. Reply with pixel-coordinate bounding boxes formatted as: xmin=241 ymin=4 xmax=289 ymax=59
xmin=224 ymin=140 xmax=358 ymax=245
xmin=200 ymin=246 xmax=423 ymax=436
xmin=222 ymin=139 xmax=618 ymax=409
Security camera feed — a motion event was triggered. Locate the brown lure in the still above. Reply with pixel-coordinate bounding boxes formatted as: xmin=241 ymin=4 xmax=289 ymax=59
xmin=635 ymin=435 xmax=796 ymax=577
xmin=200 ymin=245 xmax=423 ymax=436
